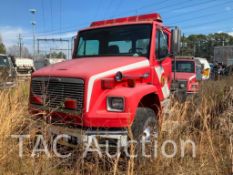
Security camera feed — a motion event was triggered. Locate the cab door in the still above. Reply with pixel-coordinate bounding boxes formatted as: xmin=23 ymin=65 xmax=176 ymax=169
xmin=153 ymin=27 xmax=172 ymax=100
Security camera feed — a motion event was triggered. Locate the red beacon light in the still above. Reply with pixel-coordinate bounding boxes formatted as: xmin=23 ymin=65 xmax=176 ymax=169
xmin=90 ymin=13 xmax=162 ymax=27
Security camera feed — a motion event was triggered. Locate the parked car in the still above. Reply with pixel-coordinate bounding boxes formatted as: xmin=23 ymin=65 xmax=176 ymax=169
xmin=0 ymin=54 xmax=17 ymax=88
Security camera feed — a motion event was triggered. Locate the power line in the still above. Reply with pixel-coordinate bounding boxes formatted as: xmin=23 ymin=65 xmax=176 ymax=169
xmin=161 ymin=0 xmax=215 ymax=18
xmin=59 ymin=0 xmax=62 ymax=37
xmin=102 ymin=0 xmax=114 ymax=18
xmin=50 ymin=0 xmax=53 ymax=33
xmin=182 ymin=16 xmax=233 ymax=30
xmin=18 ymin=34 xmax=23 ymax=58
xmin=34 ymin=0 xmax=171 ymax=35
xmin=110 ymin=0 xmax=124 ymax=18
xmin=41 ymin=0 xmax=46 ymax=32
xmin=167 ymin=0 xmax=232 ymax=23
xmin=34 ymin=0 xmax=214 ymax=35
xmin=28 ymin=0 xmax=233 ymax=37
xmin=111 ymin=0 xmax=170 ymax=18
xmin=93 ymin=0 xmax=104 ymax=20
xmin=172 ymin=10 xmax=232 ymax=26
xmin=37 ymin=38 xmax=70 ymax=58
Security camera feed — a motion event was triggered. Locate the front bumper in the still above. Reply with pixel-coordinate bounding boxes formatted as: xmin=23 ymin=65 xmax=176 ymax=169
xmin=48 ymin=124 xmax=128 ymax=148
xmin=30 ymin=104 xmax=133 ymax=128
xmin=186 ymin=91 xmax=198 ymax=94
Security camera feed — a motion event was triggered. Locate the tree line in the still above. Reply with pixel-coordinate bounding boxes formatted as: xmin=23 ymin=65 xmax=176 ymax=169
xmin=180 ymin=32 xmax=233 ymax=61
xmin=0 ymin=35 xmax=6 ymax=54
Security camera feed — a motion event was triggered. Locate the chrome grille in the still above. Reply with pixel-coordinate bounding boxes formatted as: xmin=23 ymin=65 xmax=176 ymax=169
xmin=31 ymin=77 xmax=84 ymax=113
xmin=171 ymin=80 xmax=188 ymax=91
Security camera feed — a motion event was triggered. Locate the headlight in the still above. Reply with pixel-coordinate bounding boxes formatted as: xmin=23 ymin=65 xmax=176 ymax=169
xmin=179 ymin=83 xmax=185 ymax=88
xmin=107 ymin=97 xmax=125 ymax=112
xmin=191 ymin=83 xmax=199 ymax=90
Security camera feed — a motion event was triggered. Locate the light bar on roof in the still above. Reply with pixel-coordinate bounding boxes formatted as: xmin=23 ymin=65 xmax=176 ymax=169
xmin=90 ymin=13 xmax=162 ymax=27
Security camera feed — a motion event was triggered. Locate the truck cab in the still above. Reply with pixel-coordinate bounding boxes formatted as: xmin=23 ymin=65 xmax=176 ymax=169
xmin=172 ymin=57 xmax=202 ymax=100
xmin=0 ymin=54 xmax=16 ymax=88
xmin=29 ymin=13 xmax=180 ymax=147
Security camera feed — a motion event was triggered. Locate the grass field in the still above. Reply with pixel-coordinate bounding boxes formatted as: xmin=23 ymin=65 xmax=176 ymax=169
xmin=0 ymin=78 xmax=232 ymax=175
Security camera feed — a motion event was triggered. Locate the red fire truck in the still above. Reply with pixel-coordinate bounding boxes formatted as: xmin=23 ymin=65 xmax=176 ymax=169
xmin=29 ymin=13 xmax=181 ymax=147
xmin=171 ymin=57 xmax=202 ymax=101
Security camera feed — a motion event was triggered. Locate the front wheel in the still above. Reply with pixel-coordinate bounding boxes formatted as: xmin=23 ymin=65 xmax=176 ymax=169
xmin=131 ymin=107 xmax=158 ymax=144
xmin=128 ymin=107 xmax=158 ymax=162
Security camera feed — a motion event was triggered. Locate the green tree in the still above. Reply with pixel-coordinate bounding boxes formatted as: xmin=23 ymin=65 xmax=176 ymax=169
xmin=180 ymin=32 xmax=233 ymax=61
xmin=46 ymin=51 xmax=66 ymax=59
xmin=0 ymin=35 xmax=6 ymax=54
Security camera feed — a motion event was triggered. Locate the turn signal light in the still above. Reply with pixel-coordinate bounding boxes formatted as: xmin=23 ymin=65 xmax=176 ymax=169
xmin=190 ymin=83 xmax=199 ymax=91
xmin=203 ymin=68 xmax=210 ymax=76
xmin=127 ymin=79 xmax=136 ymax=88
xmin=101 ymin=79 xmax=115 ymax=89
xmin=31 ymin=95 xmax=43 ymax=105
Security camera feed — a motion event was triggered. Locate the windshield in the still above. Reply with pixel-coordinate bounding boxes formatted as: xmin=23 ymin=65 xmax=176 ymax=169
xmin=172 ymin=61 xmax=195 ymax=73
xmin=75 ymin=24 xmax=152 ymax=58
xmin=0 ymin=56 xmax=10 ymax=67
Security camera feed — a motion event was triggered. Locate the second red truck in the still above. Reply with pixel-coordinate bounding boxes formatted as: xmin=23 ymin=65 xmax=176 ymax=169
xmin=172 ymin=57 xmax=202 ymax=101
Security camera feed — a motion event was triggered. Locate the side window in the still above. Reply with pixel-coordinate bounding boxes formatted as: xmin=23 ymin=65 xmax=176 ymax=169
xmin=156 ymin=30 xmax=168 ymax=60
xmin=77 ymin=38 xmax=99 ymax=56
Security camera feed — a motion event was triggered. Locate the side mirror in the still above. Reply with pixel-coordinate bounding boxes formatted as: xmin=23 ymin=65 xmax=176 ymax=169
xmin=171 ymin=27 xmax=181 ymax=55
xmin=71 ymin=35 xmax=77 ymax=59
xmin=196 ymin=67 xmax=203 ymax=81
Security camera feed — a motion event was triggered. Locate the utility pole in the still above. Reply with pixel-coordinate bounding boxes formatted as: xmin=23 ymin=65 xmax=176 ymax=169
xmin=193 ymin=42 xmax=196 ymax=56
xmin=18 ymin=34 xmax=23 ymax=58
xmin=29 ymin=9 xmax=37 ymax=58
xmin=181 ymin=33 xmax=185 ymax=56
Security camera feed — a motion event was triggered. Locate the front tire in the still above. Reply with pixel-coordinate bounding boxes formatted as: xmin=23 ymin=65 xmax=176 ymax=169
xmin=131 ymin=107 xmax=158 ymax=142
xmin=128 ymin=107 xmax=158 ymax=162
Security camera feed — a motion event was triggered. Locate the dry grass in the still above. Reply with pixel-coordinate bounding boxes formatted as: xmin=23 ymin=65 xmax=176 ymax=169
xmin=0 ymin=78 xmax=232 ymax=175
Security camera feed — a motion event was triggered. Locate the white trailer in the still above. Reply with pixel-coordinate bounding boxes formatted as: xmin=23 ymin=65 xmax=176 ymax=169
xmin=15 ymin=58 xmax=35 ymax=75
xmin=34 ymin=58 xmax=66 ymax=70
xmin=214 ymin=46 xmax=233 ymax=66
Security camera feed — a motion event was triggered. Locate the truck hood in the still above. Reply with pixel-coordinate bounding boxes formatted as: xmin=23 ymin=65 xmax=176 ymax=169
xmin=0 ymin=67 xmax=9 ymax=76
xmin=172 ymin=72 xmax=196 ymax=81
xmin=0 ymin=66 xmax=9 ymax=72
xmin=32 ymin=56 xmax=149 ymax=79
